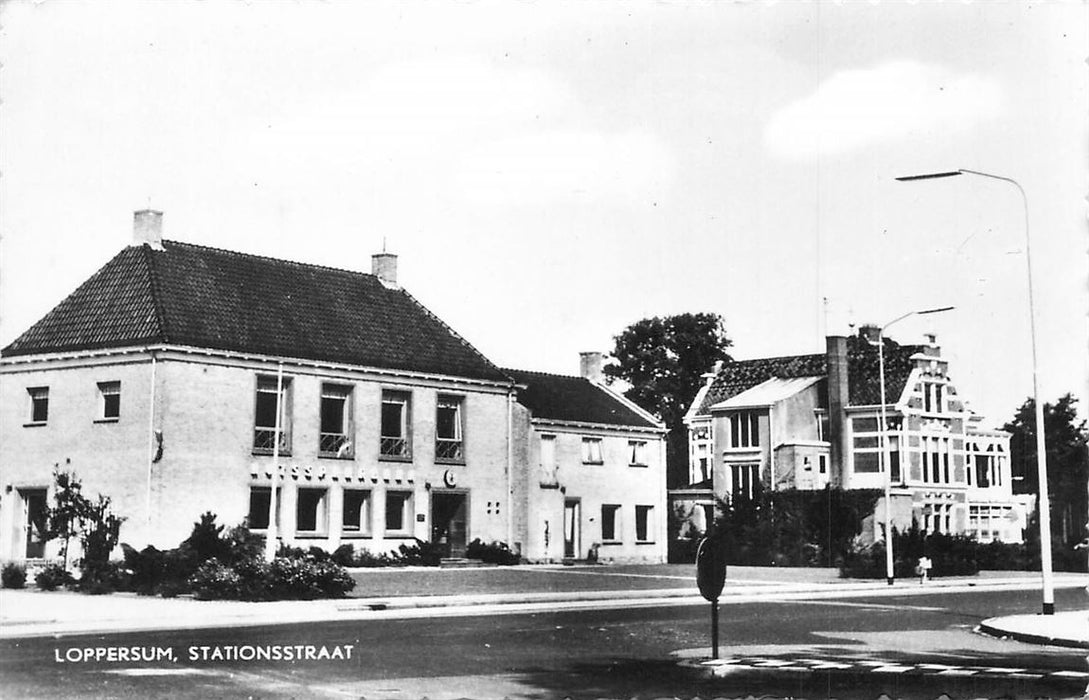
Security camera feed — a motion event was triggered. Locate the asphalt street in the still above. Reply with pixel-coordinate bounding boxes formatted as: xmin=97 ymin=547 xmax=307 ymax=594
xmin=1 ymin=586 xmax=1086 ymax=700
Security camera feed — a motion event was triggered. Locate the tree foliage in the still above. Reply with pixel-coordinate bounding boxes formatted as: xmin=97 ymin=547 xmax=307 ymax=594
xmin=43 ymin=469 xmax=126 ymax=590
xmin=604 ymin=313 xmax=733 ymax=486
xmin=1002 ymin=393 xmax=1088 ymax=549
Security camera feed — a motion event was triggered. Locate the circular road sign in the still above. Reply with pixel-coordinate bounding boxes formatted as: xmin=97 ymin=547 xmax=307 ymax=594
xmin=695 ymin=537 xmax=727 ymax=602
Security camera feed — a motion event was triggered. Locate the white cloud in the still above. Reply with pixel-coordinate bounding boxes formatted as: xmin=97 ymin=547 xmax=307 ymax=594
xmin=764 ymin=61 xmax=1003 ymax=159
xmin=456 ymin=129 xmax=675 ymax=206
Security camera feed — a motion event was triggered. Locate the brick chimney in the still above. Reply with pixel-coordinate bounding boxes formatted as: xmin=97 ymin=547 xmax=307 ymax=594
xmin=825 ymin=335 xmax=850 ymax=487
xmin=133 ymin=209 xmax=164 ymax=251
xmin=371 ymin=252 xmax=398 ymax=288
xmin=579 ymin=351 xmax=604 ymax=384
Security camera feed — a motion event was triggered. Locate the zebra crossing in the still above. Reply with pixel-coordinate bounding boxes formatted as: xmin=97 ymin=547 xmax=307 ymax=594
xmin=684 ymin=655 xmax=1089 ymax=681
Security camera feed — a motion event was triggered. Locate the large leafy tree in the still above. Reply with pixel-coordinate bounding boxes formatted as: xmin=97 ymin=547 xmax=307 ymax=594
xmin=1002 ymin=393 xmax=1088 ymax=549
xmin=604 ymin=313 xmax=733 ymax=487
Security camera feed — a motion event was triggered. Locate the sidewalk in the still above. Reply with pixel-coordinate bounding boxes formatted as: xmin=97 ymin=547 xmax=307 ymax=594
xmin=2 ymin=564 xmax=1086 ymax=639
xmin=980 ymin=610 xmax=1089 ymax=649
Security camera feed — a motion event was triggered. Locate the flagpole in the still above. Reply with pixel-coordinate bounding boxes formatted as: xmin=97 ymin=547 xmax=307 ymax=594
xmin=264 ymin=362 xmax=284 ymax=561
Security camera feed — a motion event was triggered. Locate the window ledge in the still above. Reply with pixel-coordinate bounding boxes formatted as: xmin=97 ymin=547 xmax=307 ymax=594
xmin=383 ymin=534 xmax=415 ymax=539
xmin=635 ymin=541 xmax=656 ymax=545
xmin=600 ymin=540 xmax=623 ymax=546
xmin=340 ymin=533 xmax=373 ymax=539
xmin=628 ymin=463 xmax=648 ymax=468
xmin=252 ymin=450 xmax=294 ymax=457
xmin=318 ymin=453 xmax=355 ymax=461
xmin=582 ymin=461 xmax=604 ymax=466
xmin=294 ymin=533 xmax=329 ymax=540
xmin=378 ymin=455 xmax=413 ymax=463
xmin=435 ymin=458 xmax=466 ymax=466
xmin=23 ymin=422 xmax=47 ymax=428
xmin=94 ymin=418 xmax=120 ymax=424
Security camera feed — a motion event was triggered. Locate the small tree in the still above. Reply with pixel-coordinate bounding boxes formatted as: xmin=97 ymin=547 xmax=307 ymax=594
xmin=42 ymin=469 xmax=126 ymax=588
xmin=46 ymin=469 xmax=87 ymax=567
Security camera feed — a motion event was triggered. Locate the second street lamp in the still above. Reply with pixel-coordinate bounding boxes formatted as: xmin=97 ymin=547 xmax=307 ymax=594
xmin=869 ymin=306 xmax=955 ymax=585
xmin=895 ymin=168 xmax=1054 ymax=614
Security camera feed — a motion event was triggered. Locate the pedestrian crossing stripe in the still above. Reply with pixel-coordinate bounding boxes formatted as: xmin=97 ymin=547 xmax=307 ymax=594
xmin=683 ymin=656 xmax=1085 ymax=681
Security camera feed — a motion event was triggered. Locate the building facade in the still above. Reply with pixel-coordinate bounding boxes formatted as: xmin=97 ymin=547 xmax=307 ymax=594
xmin=677 ymin=328 xmax=1030 ymax=543
xmin=1 ymin=211 xmax=667 ymax=564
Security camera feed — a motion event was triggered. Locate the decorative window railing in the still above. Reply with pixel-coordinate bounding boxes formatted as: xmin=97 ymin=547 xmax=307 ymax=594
xmin=320 ymin=433 xmax=353 ymax=458
xmin=435 ymin=438 xmax=463 ymax=462
xmin=380 ymin=436 xmax=410 ymax=459
xmin=253 ymin=428 xmax=289 ymax=454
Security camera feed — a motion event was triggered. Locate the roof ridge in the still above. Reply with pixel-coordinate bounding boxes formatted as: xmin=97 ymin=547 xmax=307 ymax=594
xmin=503 ymin=367 xmax=585 ymax=381
xmin=162 ymin=239 xmax=379 ymax=280
xmin=725 ymin=351 xmax=825 ymax=366
xmin=139 ymin=244 xmax=170 ymax=342
xmin=397 ymin=287 xmax=513 ymax=383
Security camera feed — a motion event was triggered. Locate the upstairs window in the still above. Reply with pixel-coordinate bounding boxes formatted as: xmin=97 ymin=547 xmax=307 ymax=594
xmin=380 ymin=391 xmax=411 ymax=459
xmin=922 ymin=382 xmax=945 ymax=414
xmin=27 ymin=387 xmax=49 ymax=424
xmin=435 ymin=396 xmax=464 ymax=462
xmin=729 ymin=411 xmax=760 ymax=448
xmin=628 ymin=440 xmax=648 ymax=466
xmin=582 ymin=437 xmax=603 ymax=464
xmin=254 ymin=375 xmax=292 ymax=453
xmin=319 ymin=384 xmax=354 ymax=458
xmin=539 ymin=434 xmax=558 ymax=485
xmin=98 ymin=381 xmax=121 ymax=420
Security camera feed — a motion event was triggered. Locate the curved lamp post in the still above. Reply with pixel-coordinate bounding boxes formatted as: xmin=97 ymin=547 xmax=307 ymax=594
xmin=896 ymin=169 xmax=1054 ymax=615
xmin=868 ymin=306 xmax=955 ymax=586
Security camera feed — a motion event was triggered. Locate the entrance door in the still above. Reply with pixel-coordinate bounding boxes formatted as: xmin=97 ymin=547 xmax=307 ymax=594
xmin=430 ymin=492 xmax=468 ymax=558
xmin=20 ymin=489 xmax=48 ymax=559
xmin=563 ymin=499 xmax=580 ymax=558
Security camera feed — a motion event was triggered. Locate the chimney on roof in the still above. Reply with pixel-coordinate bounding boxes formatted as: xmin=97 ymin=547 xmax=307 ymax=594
xmin=579 ymin=351 xmax=605 ymax=384
xmin=372 ymin=252 xmax=398 ymax=289
xmin=701 ymin=360 xmax=724 ymax=385
xmin=133 ymin=209 xmax=164 ymax=251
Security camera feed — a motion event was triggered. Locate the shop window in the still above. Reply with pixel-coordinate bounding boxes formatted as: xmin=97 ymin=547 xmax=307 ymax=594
xmin=342 ymin=490 xmax=371 ymax=535
xmin=296 ymin=488 xmax=328 ymax=534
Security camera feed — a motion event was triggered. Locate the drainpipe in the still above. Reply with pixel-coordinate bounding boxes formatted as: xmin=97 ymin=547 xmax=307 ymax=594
xmin=264 ymin=362 xmax=284 ymax=562
xmin=506 ymin=388 xmax=514 ymax=548
xmin=145 ymin=350 xmax=157 ymax=525
xmin=768 ymin=406 xmax=775 ymax=491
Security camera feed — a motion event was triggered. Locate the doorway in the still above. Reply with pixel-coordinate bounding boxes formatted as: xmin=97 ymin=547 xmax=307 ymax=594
xmin=20 ymin=489 xmax=48 ymax=559
xmin=430 ymin=491 xmax=468 ymax=558
xmin=563 ymin=499 xmax=580 ymax=558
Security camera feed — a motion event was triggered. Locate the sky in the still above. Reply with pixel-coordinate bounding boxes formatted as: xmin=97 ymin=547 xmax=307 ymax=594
xmin=1 ymin=1 xmax=1086 ymax=428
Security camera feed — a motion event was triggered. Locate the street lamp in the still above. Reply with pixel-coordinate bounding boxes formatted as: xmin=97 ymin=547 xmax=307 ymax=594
xmin=868 ymin=306 xmax=954 ymax=586
xmin=896 ymin=168 xmax=1054 ymax=615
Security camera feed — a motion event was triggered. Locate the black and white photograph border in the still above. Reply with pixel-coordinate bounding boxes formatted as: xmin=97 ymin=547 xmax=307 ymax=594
xmin=1 ymin=2 xmax=1087 ymax=699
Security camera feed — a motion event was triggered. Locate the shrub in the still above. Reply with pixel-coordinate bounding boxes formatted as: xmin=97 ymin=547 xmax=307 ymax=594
xmin=332 ymin=544 xmax=356 ymax=567
xmin=1 ymin=563 xmax=26 ymax=589
xmin=35 ymin=563 xmax=74 ymax=591
xmin=189 ymin=559 xmax=242 ymax=600
xmin=183 ymin=512 xmax=231 ymax=564
xmin=352 ymin=549 xmax=403 ymax=568
xmin=839 ymin=525 xmax=980 ymax=579
xmin=269 ymin=557 xmax=355 ymax=599
xmin=465 ymin=539 xmax=521 ymax=565
xmin=396 ymin=540 xmax=443 ymax=567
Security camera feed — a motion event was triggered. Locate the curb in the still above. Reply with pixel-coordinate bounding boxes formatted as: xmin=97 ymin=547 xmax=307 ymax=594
xmin=978 ymin=619 xmax=1089 ymax=650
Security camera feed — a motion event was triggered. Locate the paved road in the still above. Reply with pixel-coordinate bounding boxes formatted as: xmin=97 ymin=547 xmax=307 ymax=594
xmin=1 ymin=587 xmax=1086 ymax=699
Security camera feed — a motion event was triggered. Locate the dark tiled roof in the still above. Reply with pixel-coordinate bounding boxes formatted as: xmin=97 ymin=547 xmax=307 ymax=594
xmin=3 ymin=241 xmax=510 ymax=383
xmin=505 ymin=368 xmax=660 ymax=429
xmin=692 ymin=335 xmax=925 ymax=417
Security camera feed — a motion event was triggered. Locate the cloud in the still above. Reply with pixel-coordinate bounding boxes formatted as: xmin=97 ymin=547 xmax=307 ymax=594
xmin=764 ymin=61 xmax=1003 ymax=159
xmin=456 ymin=129 xmax=675 ymax=206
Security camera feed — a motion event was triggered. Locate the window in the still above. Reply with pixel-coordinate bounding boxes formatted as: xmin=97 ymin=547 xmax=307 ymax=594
xmin=729 ymin=411 xmax=760 ymax=448
xmin=98 ymin=381 xmax=121 ymax=420
xmin=922 ymin=382 xmax=945 ymax=414
xmin=342 ymin=490 xmax=371 ymax=535
xmin=296 ymin=488 xmax=328 ymax=534
xmin=815 ymin=412 xmax=829 ymax=442
xmin=818 ymin=454 xmax=828 ymax=475
xmin=888 ymin=436 xmax=901 ymax=482
xmin=540 ymin=435 xmax=558 ymax=485
xmin=27 ymin=387 xmax=48 ymax=424
xmin=582 ymin=438 xmax=603 ymax=464
xmin=730 ymin=463 xmax=759 ymax=499
xmin=319 ymin=384 xmax=353 ymax=458
xmin=854 ymin=452 xmax=880 ymax=473
xmin=601 ymin=504 xmax=620 ymax=541
xmin=380 ymin=391 xmax=411 ymax=459
xmin=385 ymin=491 xmax=413 ymax=534
xmin=247 ymin=487 xmax=281 ymax=530
xmin=435 ymin=396 xmax=464 ymax=462
xmin=852 ymin=415 xmax=900 ymax=475
xmin=628 ymin=440 xmax=648 ymax=466
xmin=254 ymin=375 xmax=292 ymax=453
xmin=635 ymin=505 xmax=654 ymax=543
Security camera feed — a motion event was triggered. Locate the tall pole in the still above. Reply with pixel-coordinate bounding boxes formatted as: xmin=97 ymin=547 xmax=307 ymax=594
xmin=896 ymin=168 xmax=1054 ymax=614
xmin=264 ymin=362 xmax=284 ymax=562
xmin=878 ymin=331 xmax=893 ymax=585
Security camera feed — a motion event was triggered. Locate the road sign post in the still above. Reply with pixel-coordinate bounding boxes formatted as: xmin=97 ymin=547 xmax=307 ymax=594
xmin=695 ymin=536 xmax=727 ymax=659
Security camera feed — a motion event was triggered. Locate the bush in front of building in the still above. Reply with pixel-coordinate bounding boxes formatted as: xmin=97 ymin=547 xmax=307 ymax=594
xmin=189 ymin=559 xmax=244 ymax=600
xmin=188 ymin=551 xmax=355 ymax=601
xmin=838 ymin=525 xmax=980 ymax=579
xmin=395 ymin=539 xmax=444 ymax=566
xmin=34 ymin=563 xmax=75 ymax=591
xmin=465 ymin=539 xmax=521 ymax=565
xmin=1 ymin=563 xmax=26 ymax=589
